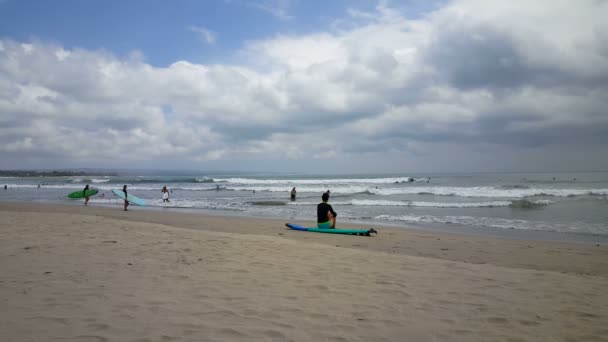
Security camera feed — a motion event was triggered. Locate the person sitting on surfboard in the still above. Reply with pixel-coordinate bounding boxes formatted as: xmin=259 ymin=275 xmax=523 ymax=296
xmin=123 ymin=184 xmax=129 ymax=211
xmin=83 ymin=184 xmax=90 ymax=206
xmin=317 ymin=192 xmax=337 ymax=229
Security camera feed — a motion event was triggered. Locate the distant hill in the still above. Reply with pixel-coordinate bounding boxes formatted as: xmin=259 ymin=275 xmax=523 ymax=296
xmin=0 ymin=170 xmax=117 ymax=177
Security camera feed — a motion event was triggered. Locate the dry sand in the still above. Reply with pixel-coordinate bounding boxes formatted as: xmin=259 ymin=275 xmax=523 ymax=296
xmin=1 ymin=202 xmax=607 ymax=341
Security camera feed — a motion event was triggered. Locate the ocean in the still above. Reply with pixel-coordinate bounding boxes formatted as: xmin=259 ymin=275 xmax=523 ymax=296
xmin=1 ymin=171 xmax=607 ymax=242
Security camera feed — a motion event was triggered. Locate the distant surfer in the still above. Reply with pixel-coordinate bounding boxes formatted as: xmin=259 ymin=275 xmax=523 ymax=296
xmin=123 ymin=185 xmax=129 ymax=211
xmin=317 ymin=192 xmax=337 ymax=229
xmin=3 ymin=185 xmax=6 ymax=190
xmin=216 ymin=184 xmax=220 ymax=191
xmin=83 ymin=184 xmax=90 ymax=206
xmin=162 ymin=186 xmax=170 ymax=203
xmin=290 ymin=187 xmax=296 ymax=201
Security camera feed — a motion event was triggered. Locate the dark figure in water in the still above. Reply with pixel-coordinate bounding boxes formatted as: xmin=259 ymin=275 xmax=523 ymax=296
xmin=3 ymin=185 xmax=6 ymax=190
xmin=123 ymin=185 xmax=129 ymax=211
xmin=83 ymin=184 xmax=90 ymax=206
xmin=290 ymin=187 xmax=296 ymax=201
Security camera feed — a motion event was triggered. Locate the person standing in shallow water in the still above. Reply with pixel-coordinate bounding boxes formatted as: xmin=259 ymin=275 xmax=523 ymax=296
xmin=83 ymin=184 xmax=91 ymax=206
xmin=123 ymin=185 xmax=129 ymax=211
xmin=290 ymin=187 xmax=296 ymax=201
xmin=161 ymin=186 xmax=170 ymax=203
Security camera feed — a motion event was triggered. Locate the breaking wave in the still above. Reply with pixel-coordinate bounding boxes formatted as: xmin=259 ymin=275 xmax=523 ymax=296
xmin=213 ymin=177 xmax=416 ymax=185
xmin=374 ymin=214 xmax=607 ymax=235
xmin=287 ymin=199 xmax=552 ymax=208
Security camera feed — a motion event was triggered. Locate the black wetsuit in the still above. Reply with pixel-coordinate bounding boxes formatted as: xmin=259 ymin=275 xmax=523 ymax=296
xmin=317 ymin=202 xmax=337 ymax=223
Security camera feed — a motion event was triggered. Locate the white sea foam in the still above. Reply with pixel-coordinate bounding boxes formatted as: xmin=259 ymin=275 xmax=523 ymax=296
xmin=88 ymin=197 xmax=245 ymax=211
xmin=371 ymin=186 xmax=608 ymax=198
xmin=214 ymin=177 xmax=415 ymax=185
xmin=374 ymin=214 xmax=607 ymax=234
xmin=287 ymin=199 xmax=531 ymax=208
xmin=6 ymin=182 xmax=608 ymax=199
xmin=354 ymin=199 xmax=515 ymax=207
xmin=91 ymin=178 xmax=110 ymax=183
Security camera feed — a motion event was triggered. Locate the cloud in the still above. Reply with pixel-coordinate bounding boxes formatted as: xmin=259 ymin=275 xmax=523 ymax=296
xmin=250 ymin=0 xmax=294 ymax=20
xmin=1 ymin=0 xmax=607 ymax=171
xmin=189 ymin=26 xmax=217 ymax=44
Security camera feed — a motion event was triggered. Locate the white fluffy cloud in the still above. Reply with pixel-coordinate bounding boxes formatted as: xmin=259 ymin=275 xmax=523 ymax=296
xmin=1 ymin=0 xmax=607 ymax=171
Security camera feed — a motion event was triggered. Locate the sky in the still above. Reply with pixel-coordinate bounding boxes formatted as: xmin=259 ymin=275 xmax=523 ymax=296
xmin=0 ymin=0 xmax=607 ymax=173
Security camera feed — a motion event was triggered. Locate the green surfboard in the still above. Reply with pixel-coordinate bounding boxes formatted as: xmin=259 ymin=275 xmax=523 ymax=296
xmin=286 ymin=223 xmax=378 ymax=236
xmin=67 ymin=189 xmax=98 ymax=199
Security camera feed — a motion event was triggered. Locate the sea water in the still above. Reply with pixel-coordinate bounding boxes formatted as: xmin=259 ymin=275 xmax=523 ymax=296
xmin=1 ymin=171 xmax=607 ymax=242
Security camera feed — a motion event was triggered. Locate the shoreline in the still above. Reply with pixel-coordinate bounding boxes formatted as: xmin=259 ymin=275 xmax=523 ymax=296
xmin=4 ymin=198 xmax=608 ymax=245
xmin=2 ymin=201 xmax=607 ymax=276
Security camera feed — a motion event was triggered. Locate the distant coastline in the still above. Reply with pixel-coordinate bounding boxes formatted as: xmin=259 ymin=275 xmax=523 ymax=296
xmin=0 ymin=170 xmax=117 ymax=177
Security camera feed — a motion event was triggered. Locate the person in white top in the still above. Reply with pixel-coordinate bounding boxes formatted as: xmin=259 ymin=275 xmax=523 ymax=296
xmin=161 ymin=186 xmax=170 ymax=203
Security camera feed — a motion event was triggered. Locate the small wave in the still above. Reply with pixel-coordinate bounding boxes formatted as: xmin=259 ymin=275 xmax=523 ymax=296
xmin=91 ymin=178 xmax=110 ymax=183
xmin=374 ymin=214 xmax=607 ymax=234
xmin=89 ymin=198 xmax=245 ymax=211
xmin=509 ymin=199 xmax=552 ymax=208
xmin=352 ymin=199 xmax=513 ymax=208
xmin=288 ymin=199 xmax=513 ymax=208
xmin=371 ymin=187 xmax=608 ymax=198
xmin=246 ymin=201 xmax=287 ymax=206
xmin=501 ymin=184 xmax=530 ymax=189
xmin=213 ymin=177 xmax=417 ymax=185
xmin=125 ymin=178 xmax=208 ymax=184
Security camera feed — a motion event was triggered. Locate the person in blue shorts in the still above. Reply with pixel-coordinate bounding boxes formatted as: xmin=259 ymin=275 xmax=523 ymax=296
xmin=317 ymin=192 xmax=337 ymax=228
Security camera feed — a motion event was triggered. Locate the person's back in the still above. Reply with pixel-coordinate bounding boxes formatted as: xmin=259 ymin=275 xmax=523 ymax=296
xmin=317 ymin=192 xmax=337 ymax=228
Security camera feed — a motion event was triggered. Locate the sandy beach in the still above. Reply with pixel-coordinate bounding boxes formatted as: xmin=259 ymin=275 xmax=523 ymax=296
xmin=1 ymin=202 xmax=607 ymax=341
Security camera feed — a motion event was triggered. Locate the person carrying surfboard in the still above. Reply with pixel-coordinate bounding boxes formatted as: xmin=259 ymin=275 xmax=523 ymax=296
xmin=83 ymin=184 xmax=90 ymax=206
xmin=123 ymin=185 xmax=129 ymax=211
xmin=317 ymin=192 xmax=337 ymax=229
